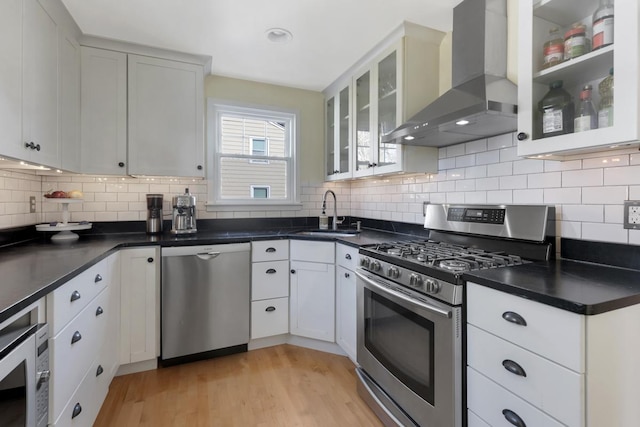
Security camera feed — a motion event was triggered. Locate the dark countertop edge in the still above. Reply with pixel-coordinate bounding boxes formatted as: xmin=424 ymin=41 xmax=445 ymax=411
xmin=0 ymin=228 xmax=405 ymax=323
xmin=463 ymin=260 xmax=640 ymax=315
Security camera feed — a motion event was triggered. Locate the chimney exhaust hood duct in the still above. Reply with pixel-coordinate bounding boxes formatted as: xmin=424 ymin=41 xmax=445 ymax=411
xmin=382 ymin=0 xmax=517 ymax=147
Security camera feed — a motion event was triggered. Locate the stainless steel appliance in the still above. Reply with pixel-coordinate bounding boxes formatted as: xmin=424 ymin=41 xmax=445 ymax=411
xmin=356 ymin=204 xmax=553 ymax=427
xmin=0 ymin=323 xmax=49 ymax=427
xmin=146 ymin=194 xmax=163 ymax=234
xmin=170 ymin=188 xmax=197 ymax=235
xmin=161 ymin=244 xmax=250 ymax=365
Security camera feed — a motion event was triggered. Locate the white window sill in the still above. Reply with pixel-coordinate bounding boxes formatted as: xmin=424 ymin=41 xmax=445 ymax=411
xmin=205 ymin=202 xmax=303 ymax=212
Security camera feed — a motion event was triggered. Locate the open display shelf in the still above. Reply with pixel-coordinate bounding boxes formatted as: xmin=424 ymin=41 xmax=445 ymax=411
xmin=36 ymin=198 xmax=92 ymax=242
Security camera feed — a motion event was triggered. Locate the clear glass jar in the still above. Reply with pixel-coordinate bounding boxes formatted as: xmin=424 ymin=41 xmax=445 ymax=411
xmin=564 ymin=23 xmax=589 ymax=60
xmin=598 ymin=68 xmax=614 ymax=127
xmin=593 ymin=0 xmax=614 ymax=50
xmin=542 ymin=28 xmax=564 ymax=69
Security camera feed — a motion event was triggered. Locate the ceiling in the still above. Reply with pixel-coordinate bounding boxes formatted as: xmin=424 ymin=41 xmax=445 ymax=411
xmin=61 ymin=0 xmax=460 ymax=92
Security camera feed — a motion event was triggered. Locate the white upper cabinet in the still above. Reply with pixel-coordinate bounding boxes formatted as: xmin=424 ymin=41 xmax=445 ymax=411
xmin=80 ymin=47 xmax=128 ymax=175
xmin=22 ymin=0 xmax=60 ymax=167
xmin=127 ymin=55 xmax=205 ymax=177
xmin=517 ymin=0 xmax=640 ymax=158
xmin=0 ymin=0 xmax=23 ymax=162
xmin=58 ymin=26 xmax=81 ymax=172
xmin=324 ymin=23 xmax=443 ymax=180
xmin=325 ymin=85 xmax=352 ymax=180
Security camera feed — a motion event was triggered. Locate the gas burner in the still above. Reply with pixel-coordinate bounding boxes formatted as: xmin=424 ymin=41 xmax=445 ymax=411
xmin=439 ymin=260 xmax=473 ymax=272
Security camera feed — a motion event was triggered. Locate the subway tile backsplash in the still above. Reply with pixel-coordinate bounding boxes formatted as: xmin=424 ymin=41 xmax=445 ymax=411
xmin=1 ymin=131 xmax=640 ymax=246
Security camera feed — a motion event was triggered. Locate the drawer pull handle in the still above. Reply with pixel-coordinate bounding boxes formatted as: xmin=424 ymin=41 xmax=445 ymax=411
xmin=502 ymin=311 xmax=527 ymax=326
xmin=94 ymin=274 xmax=103 ymax=283
xmin=71 ymin=331 xmax=82 ymax=344
xmin=72 ymin=402 xmax=82 ymax=419
xmin=502 ymin=359 xmax=527 ymax=377
xmin=502 ymin=409 xmax=526 ymax=427
xmin=70 ymin=290 xmax=81 ymax=302
xmin=345 ymin=272 xmax=350 ymax=278
xmin=265 ymin=306 xmax=276 ymax=312
xmin=96 ymin=306 xmax=104 ymax=316
xmin=266 ymin=247 xmax=276 ymax=253
xmin=345 ymin=254 xmax=352 ymax=260
xmin=96 ymin=365 xmax=104 ymax=377
xmin=266 ymin=268 xmax=277 ymax=274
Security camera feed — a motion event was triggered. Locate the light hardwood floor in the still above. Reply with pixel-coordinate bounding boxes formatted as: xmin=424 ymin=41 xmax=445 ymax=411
xmin=94 ymin=345 xmax=384 ymax=426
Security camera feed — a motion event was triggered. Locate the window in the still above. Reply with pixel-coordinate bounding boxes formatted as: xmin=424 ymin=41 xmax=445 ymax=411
xmin=251 ymin=186 xmax=270 ymax=198
xmin=207 ymin=100 xmax=299 ymax=210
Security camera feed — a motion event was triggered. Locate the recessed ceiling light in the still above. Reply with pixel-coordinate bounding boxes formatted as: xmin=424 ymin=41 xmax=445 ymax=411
xmin=404 ymin=135 xmax=415 ymax=141
xmin=456 ymin=119 xmax=470 ymax=126
xmin=266 ymin=28 xmax=293 ymax=43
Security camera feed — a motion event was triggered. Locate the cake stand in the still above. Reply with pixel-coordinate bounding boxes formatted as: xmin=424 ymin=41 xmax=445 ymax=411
xmin=36 ymin=199 xmax=92 ymax=242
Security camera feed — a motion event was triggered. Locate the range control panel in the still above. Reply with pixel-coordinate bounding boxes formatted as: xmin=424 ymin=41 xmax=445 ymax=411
xmin=447 ymin=207 xmax=505 ymax=224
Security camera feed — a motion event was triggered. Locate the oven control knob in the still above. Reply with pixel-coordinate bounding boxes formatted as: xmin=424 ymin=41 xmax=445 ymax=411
xmin=425 ymin=279 xmax=441 ymax=294
xmin=360 ymin=257 xmax=370 ymax=268
xmin=409 ymin=274 xmax=424 ymax=288
xmin=386 ymin=267 xmax=400 ymax=279
xmin=371 ymin=260 xmax=382 ymax=272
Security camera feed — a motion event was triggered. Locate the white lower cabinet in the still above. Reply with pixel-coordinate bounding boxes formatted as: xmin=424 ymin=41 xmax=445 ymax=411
xmin=119 ymin=247 xmax=160 ymax=365
xmin=335 ymin=243 xmax=358 ymax=363
xmin=289 ymin=240 xmax=336 ymax=342
xmin=250 ymin=240 xmax=289 ymax=340
xmin=47 ymin=253 xmax=119 ymax=426
xmin=467 ymin=282 xmax=640 ymax=427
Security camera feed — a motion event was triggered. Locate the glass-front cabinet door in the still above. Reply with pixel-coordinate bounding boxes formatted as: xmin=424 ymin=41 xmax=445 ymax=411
xmin=375 ymin=49 xmax=402 ymax=174
xmin=354 ymin=69 xmax=374 ymax=177
xmin=325 ymin=85 xmax=352 ymax=180
xmin=325 ymin=96 xmax=335 ymax=177
xmin=517 ymin=0 xmax=639 ymax=158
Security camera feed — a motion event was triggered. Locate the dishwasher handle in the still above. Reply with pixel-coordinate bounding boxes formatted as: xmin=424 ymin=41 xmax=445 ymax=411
xmin=196 ymin=252 xmax=221 ymax=260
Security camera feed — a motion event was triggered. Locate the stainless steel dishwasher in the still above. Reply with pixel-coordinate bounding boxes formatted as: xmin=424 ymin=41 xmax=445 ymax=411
xmin=161 ymin=243 xmax=251 ymax=364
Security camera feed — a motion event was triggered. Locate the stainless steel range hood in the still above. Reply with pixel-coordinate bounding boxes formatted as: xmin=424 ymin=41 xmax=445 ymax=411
xmin=382 ymin=0 xmax=517 ymax=147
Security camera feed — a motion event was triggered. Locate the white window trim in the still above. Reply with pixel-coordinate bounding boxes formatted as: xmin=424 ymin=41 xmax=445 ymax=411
xmin=205 ymin=99 xmax=302 ymax=212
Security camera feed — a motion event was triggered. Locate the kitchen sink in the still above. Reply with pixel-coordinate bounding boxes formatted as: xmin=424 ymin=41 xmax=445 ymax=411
xmin=294 ymin=230 xmax=359 ymax=237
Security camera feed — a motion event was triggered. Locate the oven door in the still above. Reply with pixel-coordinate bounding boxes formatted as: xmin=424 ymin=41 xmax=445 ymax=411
xmin=356 ymin=269 xmax=462 ymax=427
xmin=0 ymin=325 xmax=37 ymax=427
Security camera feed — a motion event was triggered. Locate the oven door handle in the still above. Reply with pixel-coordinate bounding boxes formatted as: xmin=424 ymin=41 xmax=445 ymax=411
xmin=356 ymin=271 xmax=452 ymax=319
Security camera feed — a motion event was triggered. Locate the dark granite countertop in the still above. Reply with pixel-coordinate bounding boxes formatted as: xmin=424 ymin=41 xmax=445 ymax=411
xmin=0 ymin=228 xmax=401 ymax=323
xmin=463 ymin=259 xmax=640 ymax=315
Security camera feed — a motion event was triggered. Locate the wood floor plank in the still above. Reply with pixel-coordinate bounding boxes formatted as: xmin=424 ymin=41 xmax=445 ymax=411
xmin=94 ymin=345 xmax=384 ymax=427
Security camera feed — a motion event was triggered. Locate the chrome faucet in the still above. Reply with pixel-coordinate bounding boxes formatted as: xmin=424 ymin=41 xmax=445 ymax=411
xmin=322 ymin=190 xmax=338 ymax=231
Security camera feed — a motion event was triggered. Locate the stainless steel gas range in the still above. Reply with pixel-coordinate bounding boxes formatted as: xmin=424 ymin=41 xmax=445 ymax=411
xmin=355 ymin=204 xmax=553 ymax=427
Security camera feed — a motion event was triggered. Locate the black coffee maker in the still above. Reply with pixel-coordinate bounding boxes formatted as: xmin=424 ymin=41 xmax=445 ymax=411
xmin=146 ymin=194 xmax=164 ymax=234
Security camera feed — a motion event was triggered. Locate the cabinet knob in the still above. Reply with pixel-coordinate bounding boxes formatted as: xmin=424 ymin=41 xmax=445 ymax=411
xmin=502 ymin=359 xmax=527 ymax=377
xmin=24 ymin=141 xmax=41 ymax=151
xmin=516 ymin=132 xmax=529 ymax=141
xmin=290 ymin=269 xmax=296 ymax=274
xmin=197 ymin=165 xmax=203 ymax=170
xmin=344 ymin=272 xmax=350 ymax=278
xmin=502 ymin=311 xmax=527 ymax=326
xmin=345 ymin=254 xmax=352 ymax=260
xmin=95 ymin=306 xmax=104 ymax=316
xmin=94 ymin=274 xmax=102 ymax=283
xmin=502 ymin=409 xmax=526 ymax=427
xmin=72 ymin=403 xmax=82 ymax=419
xmin=147 ymin=257 xmax=154 ymax=263
xmin=96 ymin=365 xmax=104 ymax=377
xmin=367 ymin=163 xmax=374 ymax=168
xmin=118 ymin=162 xmax=125 ymax=167
xmin=265 ymin=306 xmax=276 ymax=312
xmin=70 ymin=290 xmax=81 ymax=302
xmin=71 ymin=331 xmax=82 ymax=344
